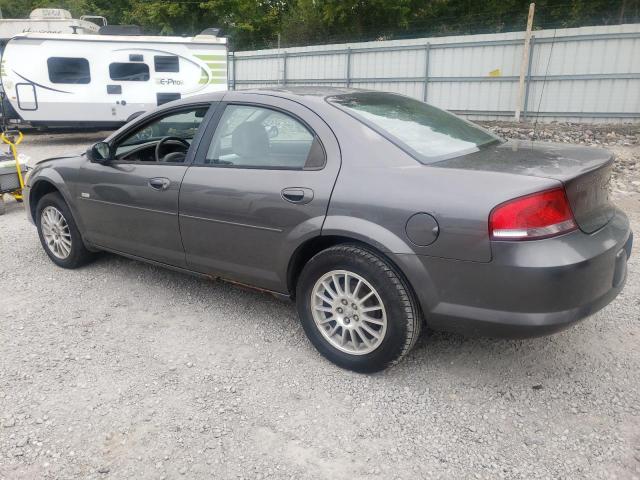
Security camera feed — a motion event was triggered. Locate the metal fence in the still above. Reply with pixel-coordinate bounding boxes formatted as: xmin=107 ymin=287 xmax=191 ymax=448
xmin=229 ymin=24 xmax=640 ymax=123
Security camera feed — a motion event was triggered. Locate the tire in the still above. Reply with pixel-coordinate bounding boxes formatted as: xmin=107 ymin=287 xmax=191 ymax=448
xmin=296 ymin=244 xmax=422 ymax=373
xmin=36 ymin=192 xmax=95 ymax=269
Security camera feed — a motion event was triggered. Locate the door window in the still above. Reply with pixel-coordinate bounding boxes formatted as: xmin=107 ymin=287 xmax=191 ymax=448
xmin=114 ymin=107 xmax=209 ymax=162
xmin=109 ymin=62 xmax=150 ymax=81
xmin=203 ymin=105 xmax=323 ymax=169
xmin=47 ymin=57 xmax=90 ymax=84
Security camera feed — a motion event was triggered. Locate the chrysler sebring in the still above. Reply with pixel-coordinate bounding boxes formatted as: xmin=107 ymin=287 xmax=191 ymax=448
xmin=24 ymin=88 xmax=632 ymax=372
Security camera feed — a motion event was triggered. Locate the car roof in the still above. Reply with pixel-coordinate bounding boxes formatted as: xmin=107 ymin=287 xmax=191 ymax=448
xmin=170 ymin=86 xmax=376 ymax=108
xmin=106 ymin=86 xmax=374 ymax=143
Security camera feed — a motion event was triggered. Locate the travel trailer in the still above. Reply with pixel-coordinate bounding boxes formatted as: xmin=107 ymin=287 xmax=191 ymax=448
xmin=0 ymin=9 xmax=104 ymax=45
xmin=0 ymin=31 xmax=228 ymax=127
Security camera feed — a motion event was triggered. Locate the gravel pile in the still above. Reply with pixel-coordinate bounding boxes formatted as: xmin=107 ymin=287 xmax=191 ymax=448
xmin=480 ymin=122 xmax=639 ymax=147
xmin=479 ymin=121 xmax=640 ymax=197
xmin=1 ymin=133 xmax=639 ymax=480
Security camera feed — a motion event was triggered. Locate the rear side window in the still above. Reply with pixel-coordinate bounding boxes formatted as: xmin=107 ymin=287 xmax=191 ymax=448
xmin=155 ymin=56 xmax=179 ymax=72
xmin=328 ymin=92 xmax=501 ymax=163
xmin=203 ymin=104 xmax=323 ymax=170
xmin=109 ymin=62 xmax=150 ymax=81
xmin=47 ymin=57 xmax=90 ymax=84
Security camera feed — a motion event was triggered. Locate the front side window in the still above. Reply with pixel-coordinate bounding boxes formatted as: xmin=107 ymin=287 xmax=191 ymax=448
xmin=109 ymin=62 xmax=150 ymax=82
xmin=328 ymin=92 xmax=501 ymax=163
xmin=115 ymin=107 xmax=209 ymax=161
xmin=47 ymin=57 xmax=90 ymax=84
xmin=204 ymin=105 xmax=320 ymax=169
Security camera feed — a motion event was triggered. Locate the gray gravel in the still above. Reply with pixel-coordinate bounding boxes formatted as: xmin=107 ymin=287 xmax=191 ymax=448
xmin=1 ymin=128 xmax=639 ymax=479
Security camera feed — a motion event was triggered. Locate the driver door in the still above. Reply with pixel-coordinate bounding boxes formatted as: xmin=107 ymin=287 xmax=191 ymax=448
xmin=76 ymin=103 xmax=215 ymax=267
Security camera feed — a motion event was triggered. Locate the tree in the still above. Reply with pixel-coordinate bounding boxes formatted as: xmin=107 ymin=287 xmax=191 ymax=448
xmin=0 ymin=0 xmax=636 ymax=49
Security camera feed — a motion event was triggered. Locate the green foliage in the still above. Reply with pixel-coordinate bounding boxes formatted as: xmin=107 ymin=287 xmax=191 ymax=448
xmin=1 ymin=0 xmax=637 ymax=50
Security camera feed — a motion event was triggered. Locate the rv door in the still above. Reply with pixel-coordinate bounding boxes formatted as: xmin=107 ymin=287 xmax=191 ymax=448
xmin=16 ymin=83 xmax=37 ymax=111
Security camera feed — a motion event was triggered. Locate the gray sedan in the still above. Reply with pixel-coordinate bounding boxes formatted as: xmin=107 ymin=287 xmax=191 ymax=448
xmin=24 ymin=88 xmax=633 ymax=372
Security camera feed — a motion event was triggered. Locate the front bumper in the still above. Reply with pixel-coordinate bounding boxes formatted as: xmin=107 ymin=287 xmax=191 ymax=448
xmin=392 ymin=208 xmax=632 ymax=338
xmin=23 ymin=185 xmax=34 ymax=225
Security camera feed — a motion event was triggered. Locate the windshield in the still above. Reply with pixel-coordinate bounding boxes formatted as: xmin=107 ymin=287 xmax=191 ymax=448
xmin=327 ymin=92 xmax=502 ymax=163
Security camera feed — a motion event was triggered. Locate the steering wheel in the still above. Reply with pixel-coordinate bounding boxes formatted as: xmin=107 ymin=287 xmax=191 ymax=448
xmin=155 ymin=136 xmax=191 ymax=162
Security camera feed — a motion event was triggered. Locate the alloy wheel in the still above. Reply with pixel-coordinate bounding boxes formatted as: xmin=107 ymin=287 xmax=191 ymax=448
xmin=310 ymin=269 xmax=387 ymax=355
xmin=41 ymin=206 xmax=72 ymax=260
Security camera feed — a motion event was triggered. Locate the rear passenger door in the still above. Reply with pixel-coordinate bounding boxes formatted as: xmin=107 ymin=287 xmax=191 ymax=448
xmin=179 ymin=93 xmax=341 ymax=293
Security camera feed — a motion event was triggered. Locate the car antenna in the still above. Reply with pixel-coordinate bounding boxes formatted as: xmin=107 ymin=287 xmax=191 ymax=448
xmin=533 ymin=28 xmax=557 ymax=138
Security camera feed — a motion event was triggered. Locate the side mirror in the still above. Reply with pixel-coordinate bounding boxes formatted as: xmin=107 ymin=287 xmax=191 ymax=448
xmin=87 ymin=142 xmax=111 ymax=164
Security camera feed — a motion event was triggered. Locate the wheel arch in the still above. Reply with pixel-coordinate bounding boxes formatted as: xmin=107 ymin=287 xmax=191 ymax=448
xmin=29 ymin=179 xmax=60 ymax=222
xmin=29 ymin=175 xmax=92 ymax=250
xmin=286 ymin=234 xmax=417 ymax=303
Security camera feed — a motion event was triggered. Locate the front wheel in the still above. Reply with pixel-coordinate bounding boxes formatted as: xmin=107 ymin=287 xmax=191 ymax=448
xmin=296 ymin=244 xmax=422 ymax=373
xmin=36 ymin=192 xmax=95 ymax=269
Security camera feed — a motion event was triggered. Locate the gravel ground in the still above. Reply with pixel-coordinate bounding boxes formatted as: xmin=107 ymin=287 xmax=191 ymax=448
xmin=1 ymin=126 xmax=640 ymax=480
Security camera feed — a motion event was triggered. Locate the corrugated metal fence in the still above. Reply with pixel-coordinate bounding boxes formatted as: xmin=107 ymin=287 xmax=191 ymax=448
xmin=229 ymin=24 xmax=640 ymax=123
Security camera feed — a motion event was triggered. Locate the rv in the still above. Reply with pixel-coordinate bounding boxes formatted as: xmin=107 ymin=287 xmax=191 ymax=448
xmin=0 ymin=9 xmax=104 ymax=45
xmin=0 ymin=31 xmax=228 ymax=127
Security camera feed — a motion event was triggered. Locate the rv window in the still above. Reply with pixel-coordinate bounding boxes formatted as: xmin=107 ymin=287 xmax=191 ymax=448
xmin=155 ymin=56 xmax=179 ymax=73
xmin=47 ymin=57 xmax=91 ymax=84
xmin=157 ymin=93 xmax=181 ymax=106
xmin=109 ymin=63 xmax=150 ymax=82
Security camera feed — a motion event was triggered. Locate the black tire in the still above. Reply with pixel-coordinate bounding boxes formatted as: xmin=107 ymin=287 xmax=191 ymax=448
xmin=296 ymin=244 xmax=422 ymax=373
xmin=36 ymin=192 xmax=95 ymax=269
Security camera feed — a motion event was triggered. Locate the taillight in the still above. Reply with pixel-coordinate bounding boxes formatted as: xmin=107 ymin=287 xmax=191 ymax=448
xmin=489 ymin=188 xmax=577 ymax=240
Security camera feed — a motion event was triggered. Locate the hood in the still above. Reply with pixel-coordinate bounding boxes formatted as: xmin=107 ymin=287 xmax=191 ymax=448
xmin=36 ymin=152 xmax=85 ymax=166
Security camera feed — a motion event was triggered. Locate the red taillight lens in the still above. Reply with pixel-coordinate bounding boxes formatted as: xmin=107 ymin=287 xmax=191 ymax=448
xmin=489 ymin=188 xmax=577 ymax=240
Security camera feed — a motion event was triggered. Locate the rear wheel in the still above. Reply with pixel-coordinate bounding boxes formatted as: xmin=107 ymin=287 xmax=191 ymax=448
xmin=36 ymin=192 xmax=95 ymax=268
xmin=296 ymin=244 xmax=421 ymax=373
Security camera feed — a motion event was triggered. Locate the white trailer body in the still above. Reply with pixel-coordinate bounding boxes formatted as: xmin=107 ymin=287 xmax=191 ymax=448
xmin=1 ymin=32 xmax=228 ymax=127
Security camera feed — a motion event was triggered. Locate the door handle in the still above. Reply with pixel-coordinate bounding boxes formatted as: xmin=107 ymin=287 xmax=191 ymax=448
xmin=148 ymin=177 xmax=170 ymax=191
xmin=282 ymin=187 xmax=314 ymax=204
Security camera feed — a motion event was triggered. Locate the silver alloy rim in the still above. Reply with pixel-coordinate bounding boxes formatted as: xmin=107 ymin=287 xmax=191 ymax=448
xmin=310 ymin=269 xmax=387 ymax=355
xmin=41 ymin=206 xmax=72 ymax=260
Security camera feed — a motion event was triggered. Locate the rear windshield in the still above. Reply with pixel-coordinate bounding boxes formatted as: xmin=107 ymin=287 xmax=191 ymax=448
xmin=327 ymin=92 xmax=501 ymax=163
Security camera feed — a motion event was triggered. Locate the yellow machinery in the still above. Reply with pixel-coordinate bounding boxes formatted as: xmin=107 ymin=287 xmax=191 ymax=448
xmin=0 ymin=130 xmax=26 ymax=215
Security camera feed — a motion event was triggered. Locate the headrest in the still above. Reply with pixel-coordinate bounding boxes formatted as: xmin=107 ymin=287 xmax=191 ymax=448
xmin=231 ymin=121 xmax=269 ymax=159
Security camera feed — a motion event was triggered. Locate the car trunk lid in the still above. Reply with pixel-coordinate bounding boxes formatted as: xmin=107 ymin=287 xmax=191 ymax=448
xmin=433 ymin=140 xmax=615 ymax=234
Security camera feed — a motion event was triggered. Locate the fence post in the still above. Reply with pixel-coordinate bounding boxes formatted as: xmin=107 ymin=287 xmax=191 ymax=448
xmin=346 ymin=47 xmax=352 ymax=87
xmin=423 ymin=43 xmax=430 ymax=102
xmin=282 ymin=51 xmax=287 ymax=86
xmin=515 ymin=2 xmax=535 ymax=121
xmin=523 ymin=35 xmax=536 ymax=121
xmin=230 ymin=52 xmax=236 ymax=90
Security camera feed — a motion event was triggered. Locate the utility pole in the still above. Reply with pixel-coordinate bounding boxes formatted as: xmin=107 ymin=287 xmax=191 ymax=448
xmin=515 ymin=3 xmax=535 ymax=122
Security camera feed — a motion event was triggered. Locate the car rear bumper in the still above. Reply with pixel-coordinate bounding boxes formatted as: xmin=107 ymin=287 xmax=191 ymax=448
xmin=391 ymin=208 xmax=632 ymax=338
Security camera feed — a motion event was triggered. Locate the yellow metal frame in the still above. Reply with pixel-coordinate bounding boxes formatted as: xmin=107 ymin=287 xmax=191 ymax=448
xmin=1 ymin=130 xmax=25 ymax=201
